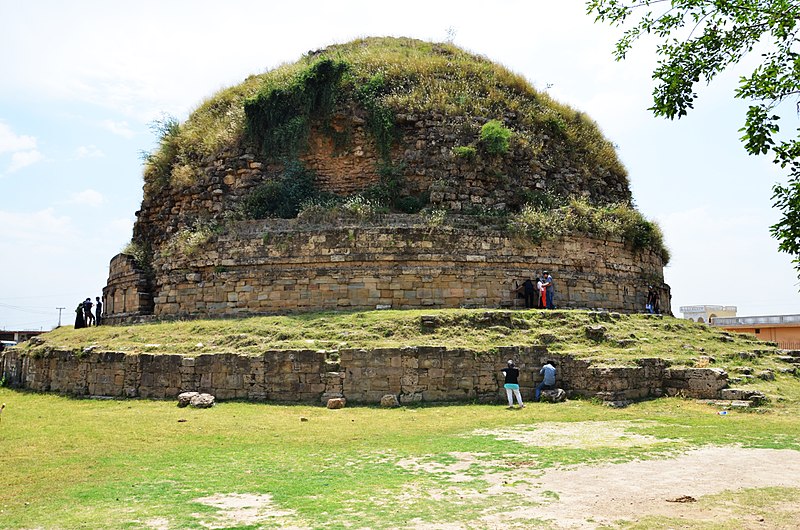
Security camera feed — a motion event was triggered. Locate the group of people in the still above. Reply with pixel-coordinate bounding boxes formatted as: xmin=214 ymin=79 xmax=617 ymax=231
xmin=517 ymin=271 xmax=555 ymax=310
xmin=74 ymin=297 xmax=102 ymax=329
xmin=500 ymin=359 xmax=557 ymax=408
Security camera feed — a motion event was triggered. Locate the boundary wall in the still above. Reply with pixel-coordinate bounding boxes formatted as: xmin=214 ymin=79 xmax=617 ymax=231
xmin=1 ymin=347 xmax=727 ymax=404
xmin=104 ymin=217 xmax=670 ymax=323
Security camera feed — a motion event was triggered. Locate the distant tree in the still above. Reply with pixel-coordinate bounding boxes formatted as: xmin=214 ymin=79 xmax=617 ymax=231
xmin=586 ymin=0 xmax=800 ymax=276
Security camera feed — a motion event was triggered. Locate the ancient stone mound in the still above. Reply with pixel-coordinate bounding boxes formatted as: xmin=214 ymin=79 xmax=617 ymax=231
xmin=103 ymin=37 xmax=670 ymax=323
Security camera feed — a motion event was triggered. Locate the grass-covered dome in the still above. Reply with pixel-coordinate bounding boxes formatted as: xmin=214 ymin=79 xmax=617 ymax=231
xmin=144 ymin=37 xmax=627 ymax=194
xmin=136 ymin=37 xmax=666 ymax=261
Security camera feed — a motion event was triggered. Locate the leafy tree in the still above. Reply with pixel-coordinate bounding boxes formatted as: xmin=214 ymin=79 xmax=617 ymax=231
xmin=586 ymin=0 xmax=800 ymax=274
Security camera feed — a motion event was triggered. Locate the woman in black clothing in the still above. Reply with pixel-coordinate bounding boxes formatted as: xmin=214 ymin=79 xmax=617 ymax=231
xmin=501 ymin=360 xmax=524 ymax=408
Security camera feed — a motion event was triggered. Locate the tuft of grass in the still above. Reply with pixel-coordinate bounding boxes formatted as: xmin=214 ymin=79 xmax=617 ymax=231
xmin=479 ymin=119 xmax=512 ymax=155
xmin=508 ymin=198 xmax=670 ymax=262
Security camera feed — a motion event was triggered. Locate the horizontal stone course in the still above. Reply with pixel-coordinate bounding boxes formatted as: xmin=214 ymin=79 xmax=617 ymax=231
xmin=2 ymin=348 xmax=725 ymax=404
xmin=105 ymin=216 xmax=669 ymax=323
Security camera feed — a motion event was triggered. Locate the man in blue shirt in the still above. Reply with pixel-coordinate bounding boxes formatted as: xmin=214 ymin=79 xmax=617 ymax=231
xmin=535 ymin=360 xmax=557 ymax=401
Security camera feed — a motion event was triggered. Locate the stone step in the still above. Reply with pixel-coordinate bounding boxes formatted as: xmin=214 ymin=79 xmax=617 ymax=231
xmin=706 ymin=399 xmax=757 ymax=409
xmin=776 ymin=355 xmax=800 ymax=364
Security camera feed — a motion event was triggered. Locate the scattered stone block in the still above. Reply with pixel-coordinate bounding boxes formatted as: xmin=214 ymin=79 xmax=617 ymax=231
xmin=380 ymin=394 xmax=400 ymax=408
xmin=539 ymin=388 xmax=566 ymax=403
xmin=757 ymin=370 xmax=775 ymax=381
xmin=585 ymin=325 xmax=607 ymax=342
xmin=177 ymin=391 xmax=199 ymax=407
xmin=538 ymin=333 xmax=558 ymax=344
xmin=189 ymin=393 xmax=215 ymax=408
xmin=327 ymin=397 xmax=346 ymax=409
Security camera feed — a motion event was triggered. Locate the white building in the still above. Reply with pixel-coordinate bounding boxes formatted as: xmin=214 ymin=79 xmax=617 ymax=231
xmin=679 ymin=305 xmax=737 ymax=324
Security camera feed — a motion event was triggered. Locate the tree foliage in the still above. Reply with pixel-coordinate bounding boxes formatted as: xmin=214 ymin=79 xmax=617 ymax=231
xmin=587 ymin=0 xmax=800 ymax=273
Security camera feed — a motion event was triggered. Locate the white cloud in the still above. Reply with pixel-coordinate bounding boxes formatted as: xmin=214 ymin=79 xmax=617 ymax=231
xmin=0 ymin=122 xmax=42 ymax=175
xmin=0 ymin=208 xmax=77 ymax=251
xmin=75 ymin=144 xmax=104 ymax=159
xmin=66 ymin=189 xmax=105 ymax=207
xmin=0 ymin=122 xmax=37 ymax=154
xmin=100 ymin=119 xmax=135 ymax=138
xmin=7 ymin=149 xmax=44 ymax=173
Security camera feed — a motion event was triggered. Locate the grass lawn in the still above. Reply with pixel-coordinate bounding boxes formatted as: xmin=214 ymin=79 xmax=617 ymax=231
xmin=2 ymin=381 xmax=800 ymax=529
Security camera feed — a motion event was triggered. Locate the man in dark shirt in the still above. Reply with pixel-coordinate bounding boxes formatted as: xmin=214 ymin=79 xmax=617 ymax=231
xmin=95 ymin=296 xmax=103 ymax=326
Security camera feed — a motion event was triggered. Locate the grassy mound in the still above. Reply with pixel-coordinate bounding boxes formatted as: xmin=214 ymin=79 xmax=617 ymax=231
xmin=143 ymin=37 xmax=626 ymax=195
xmin=21 ymin=309 xmax=780 ymax=368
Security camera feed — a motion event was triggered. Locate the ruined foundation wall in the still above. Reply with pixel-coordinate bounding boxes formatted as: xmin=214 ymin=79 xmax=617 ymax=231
xmin=1 ymin=347 xmax=727 ymax=404
xmin=105 ymin=216 xmax=669 ymax=323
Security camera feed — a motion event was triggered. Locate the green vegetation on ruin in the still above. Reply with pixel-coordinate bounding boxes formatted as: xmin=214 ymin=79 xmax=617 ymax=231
xmin=142 ymin=37 xmax=626 ymax=197
xmin=20 ymin=309 xmax=778 ymax=369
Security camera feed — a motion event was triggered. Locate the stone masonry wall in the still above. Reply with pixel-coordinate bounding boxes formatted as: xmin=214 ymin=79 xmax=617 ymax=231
xmin=1 ymin=347 xmax=728 ymax=404
xmin=107 ymin=216 xmax=669 ymax=322
xmin=132 ymin=108 xmax=631 ymax=250
xmin=102 ymin=254 xmax=153 ymax=319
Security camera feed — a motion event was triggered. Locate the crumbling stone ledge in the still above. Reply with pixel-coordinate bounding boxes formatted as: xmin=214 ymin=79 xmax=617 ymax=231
xmin=1 ymin=347 xmax=728 ymax=404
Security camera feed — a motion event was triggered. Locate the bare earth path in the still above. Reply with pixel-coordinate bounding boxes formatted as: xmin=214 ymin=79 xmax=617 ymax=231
xmin=493 ymin=446 xmax=800 ymax=528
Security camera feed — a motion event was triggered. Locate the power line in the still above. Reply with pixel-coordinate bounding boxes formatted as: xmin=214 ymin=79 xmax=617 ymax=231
xmin=0 ymin=302 xmax=54 ymax=315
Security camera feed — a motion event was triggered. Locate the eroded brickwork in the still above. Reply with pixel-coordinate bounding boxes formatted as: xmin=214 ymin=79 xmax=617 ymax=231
xmin=1 ymin=346 xmax=727 ymax=404
xmin=106 ymin=215 xmax=669 ymax=322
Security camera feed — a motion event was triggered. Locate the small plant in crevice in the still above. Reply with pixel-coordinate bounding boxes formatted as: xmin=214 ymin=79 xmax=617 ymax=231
xmin=362 ymin=161 xmax=408 ymax=209
xmin=243 ymin=161 xmax=320 ymax=219
xmin=141 ymin=114 xmax=181 ymax=190
xmin=163 ymin=220 xmax=218 ymax=258
xmin=452 ymin=145 xmax=477 ymax=159
xmin=121 ymin=240 xmax=153 ymax=274
xmin=480 ymin=119 xmax=512 ymax=155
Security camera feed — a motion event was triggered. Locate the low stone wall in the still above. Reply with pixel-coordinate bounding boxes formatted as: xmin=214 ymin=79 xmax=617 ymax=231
xmin=1 ymin=347 xmax=726 ymax=404
xmin=105 ymin=216 xmax=670 ymax=323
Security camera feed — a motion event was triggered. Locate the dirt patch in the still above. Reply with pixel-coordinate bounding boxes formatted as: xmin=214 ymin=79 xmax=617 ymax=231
xmin=143 ymin=517 xmax=169 ymax=530
xmin=192 ymin=493 xmax=306 ymax=529
xmin=389 ymin=422 xmax=800 ymax=527
xmin=493 ymin=446 xmax=800 ymax=528
xmin=472 ymin=420 xmax=675 ymax=448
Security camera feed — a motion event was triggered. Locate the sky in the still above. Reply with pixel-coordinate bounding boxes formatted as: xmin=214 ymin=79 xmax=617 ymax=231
xmin=1 ymin=0 xmax=799 ymax=330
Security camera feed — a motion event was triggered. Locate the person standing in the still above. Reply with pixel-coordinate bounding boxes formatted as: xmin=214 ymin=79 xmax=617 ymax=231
xmin=522 ymin=278 xmax=536 ymax=309
xmin=537 ymin=275 xmax=545 ymax=308
xmin=535 ymin=360 xmax=557 ymax=401
xmin=74 ymin=302 xmax=86 ymax=329
xmin=501 ymin=360 xmax=524 ymax=409
xmin=83 ymin=298 xmax=94 ymax=326
xmin=95 ymin=296 xmax=103 ymax=326
xmin=542 ymin=271 xmax=555 ymax=309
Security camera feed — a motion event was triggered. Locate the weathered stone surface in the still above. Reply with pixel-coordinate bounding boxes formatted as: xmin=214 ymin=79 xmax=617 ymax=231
xmin=539 ymin=388 xmax=566 ymax=403
xmin=326 ymin=397 xmax=346 ymax=409
xmin=585 ymin=325 xmax=607 ymax=342
xmin=177 ymin=391 xmax=199 ymax=407
xmin=2 ymin=348 xmax=732 ymax=405
xmin=380 ymin=394 xmax=400 ymax=407
xmin=757 ymin=369 xmax=775 ymax=381
xmin=189 ymin=393 xmax=215 ymax=408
